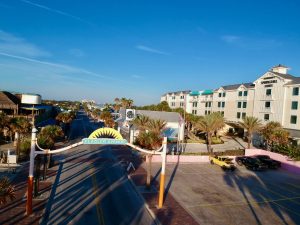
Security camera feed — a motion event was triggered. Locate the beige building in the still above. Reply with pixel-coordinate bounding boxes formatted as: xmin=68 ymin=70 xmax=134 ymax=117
xmin=160 ymin=90 xmax=190 ymax=109
xmin=160 ymin=64 xmax=300 ymax=139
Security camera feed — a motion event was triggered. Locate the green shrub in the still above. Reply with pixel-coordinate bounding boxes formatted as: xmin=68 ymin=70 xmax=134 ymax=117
xmin=37 ymin=134 xmax=54 ymax=149
xmin=273 ymin=145 xmax=300 ymax=161
xmin=19 ymin=138 xmax=31 ymax=158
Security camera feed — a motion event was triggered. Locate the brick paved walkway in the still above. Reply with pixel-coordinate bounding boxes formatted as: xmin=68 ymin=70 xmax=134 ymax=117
xmin=112 ymin=145 xmax=199 ymax=225
xmin=0 ymin=164 xmax=53 ymax=225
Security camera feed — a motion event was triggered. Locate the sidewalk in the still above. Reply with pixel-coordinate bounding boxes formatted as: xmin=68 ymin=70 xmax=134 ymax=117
xmin=113 ymin=145 xmax=199 ymax=225
xmin=0 ymin=163 xmax=53 ymax=225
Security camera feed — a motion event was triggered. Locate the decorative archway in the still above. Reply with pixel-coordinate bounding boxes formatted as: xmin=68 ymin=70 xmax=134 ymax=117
xmin=27 ymin=127 xmax=167 ymax=215
xmin=88 ymin=127 xmax=123 ymax=139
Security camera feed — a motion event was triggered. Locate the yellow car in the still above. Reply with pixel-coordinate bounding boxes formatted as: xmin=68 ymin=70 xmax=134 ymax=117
xmin=209 ymin=155 xmax=236 ymax=171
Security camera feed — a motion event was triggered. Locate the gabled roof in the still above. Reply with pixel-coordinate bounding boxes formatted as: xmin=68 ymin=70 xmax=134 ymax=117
xmin=217 ymin=82 xmax=254 ymax=91
xmin=165 ymin=90 xmax=191 ymax=95
xmin=271 ymin=72 xmax=300 ymax=85
xmin=0 ymin=91 xmax=20 ymax=109
xmin=136 ymin=110 xmax=181 ymax=123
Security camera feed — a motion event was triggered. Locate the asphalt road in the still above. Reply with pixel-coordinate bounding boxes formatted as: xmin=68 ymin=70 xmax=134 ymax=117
xmin=40 ymin=111 xmax=157 ymax=225
xmin=150 ymin=162 xmax=300 ymax=225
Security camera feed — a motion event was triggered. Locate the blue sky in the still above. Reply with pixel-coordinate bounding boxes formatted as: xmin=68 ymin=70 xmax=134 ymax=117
xmin=1 ymin=0 xmax=300 ymax=105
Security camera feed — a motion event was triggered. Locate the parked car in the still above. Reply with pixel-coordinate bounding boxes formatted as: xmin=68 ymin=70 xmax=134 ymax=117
xmin=253 ymin=155 xmax=281 ymax=169
xmin=209 ymin=155 xmax=236 ymax=171
xmin=242 ymin=157 xmax=268 ymax=171
xmin=235 ymin=156 xmax=250 ymax=166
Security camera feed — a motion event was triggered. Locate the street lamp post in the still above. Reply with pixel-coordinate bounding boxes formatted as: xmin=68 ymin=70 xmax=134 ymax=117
xmin=21 ymin=94 xmax=41 ymax=216
xmin=158 ymin=137 xmax=167 ymax=208
xmin=26 ymin=127 xmax=37 ymax=215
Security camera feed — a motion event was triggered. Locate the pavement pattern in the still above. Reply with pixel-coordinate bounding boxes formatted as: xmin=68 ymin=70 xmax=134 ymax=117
xmin=150 ymin=161 xmax=300 ymax=225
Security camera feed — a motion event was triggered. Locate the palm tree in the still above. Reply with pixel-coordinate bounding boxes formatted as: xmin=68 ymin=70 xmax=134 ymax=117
xmin=0 ymin=112 xmax=9 ymax=140
xmin=147 ymin=119 xmax=167 ymax=135
xmin=38 ymin=125 xmax=64 ymax=179
xmin=195 ymin=112 xmax=225 ymax=153
xmin=120 ymin=98 xmax=128 ymax=108
xmin=134 ymin=117 xmax=166 ymax=189
xmin=39 ymin=125 xmax=64 ymax=143
xmin=239 ymin=116 xmax=262 ymax=149
xmin=9 ymin=117 xmax=31 ymax=160
xmin=132 ymin=115 xmax=150 ymax=132
xmin=0 ymin=177 xmax=15 ymax=205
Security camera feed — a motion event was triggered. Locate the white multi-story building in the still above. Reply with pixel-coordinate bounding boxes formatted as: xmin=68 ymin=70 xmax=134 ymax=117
xmin=160 ymin=64 xmax=300 ymax=139
xmin=160 ymin=90 xmax=190 ymax=109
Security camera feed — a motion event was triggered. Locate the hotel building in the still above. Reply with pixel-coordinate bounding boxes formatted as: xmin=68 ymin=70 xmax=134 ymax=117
xmin=160 ymin=65 xmax=300 ymax=140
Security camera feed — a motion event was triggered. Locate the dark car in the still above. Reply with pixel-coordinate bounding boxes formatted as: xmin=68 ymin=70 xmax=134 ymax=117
xmin=235 ymin=156 xmax=250 ymax=166
xmin=243 ymin=157 xmax=268 ymax=171
xmin=253 ymin=155 xmax=281 ymax=169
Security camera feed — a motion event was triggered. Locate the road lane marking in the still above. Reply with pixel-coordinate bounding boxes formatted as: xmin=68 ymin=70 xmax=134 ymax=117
xmin=187 ymin=196 xmax=300 ymax=208
xmin=92 ymin=172 xmax=105 ymax=225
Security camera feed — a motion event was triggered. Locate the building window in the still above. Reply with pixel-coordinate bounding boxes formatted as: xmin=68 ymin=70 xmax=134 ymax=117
xmin=180 ymin=95 xmax=185 ymax=99
xmin=293 ymin=87 xmax=299 ymax=96
xmin=242 ymin=113 xmax=246 ymax=119
xmin=172 ymin=96 xmax=175 ymax=100
xmin=291 ymin=101 xmax=298 ymax=110
xmin=238 ymin=91 xmax=243 ymax=96
xmin=171 ymin=102 xmax=175 ymax=107
xmin=192 ymin=102 xmax=197 ymax=107
xmin=180 ymin=102 xmax=184 ymax=107
xmin=218 ymin=102 xmax=221 ymax=108
xmin=208 ymin=110 xmax=211 ymax=114
xmin=237 ymin=112 xmax=241 ymax=119
xmin=291 ymin=115 xmax=297 ymax=124
xmin=244 ymin=91 xmax=248 ymax=96
xmin=205 ymin=110 xmax=207 ymax=115
xmin=265 ymin=101 xmax=271 ymax=108
xmin=218 ymin=93 xmax=222 ymax=97
xmin=264 ymin=114 xmax=269 ymax=121
xmin=223 ymin=92 xmax=226 ymax=97
xmin=222 ymin=102 xmax=225 ymax=108
xmin=192 ymin=110 xmax=197 ymax=115
xmin=209 ymin=102 xmax=212 ymax=107
xmin=266 ymin=89 xmax=272 ymax=96
xmin=242 ymin=102 xmax=247 ymax=108
xmin=221 ymin=111 xmax=224 ymax=116
xmin=237 ymin=102 xmax=241 ymax=108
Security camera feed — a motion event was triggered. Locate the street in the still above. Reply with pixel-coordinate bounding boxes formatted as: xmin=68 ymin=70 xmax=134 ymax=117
xmin=40 ymin=111 xmax=157 ymax=225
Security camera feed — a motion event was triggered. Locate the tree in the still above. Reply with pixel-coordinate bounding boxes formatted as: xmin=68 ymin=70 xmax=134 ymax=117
xmin=239 ymin=116 xmax=262 ymax=149
xmin=134 ymin=118 xmax=166 ymax=189
xmin=38 ymin=125 xmax=64 ymax=180
xmin=260 ymin=121 xmax=289 ymax=150
xmin=0 ymin=177 xmax=15 ymax=205
xmin=0 ymin=112 xmax=9 ymax=141
xmin=195 ymin=112 xmax=225 ymax=153
xmin=132 ymin=115 xmax=150 ymax=132
xmin=56 ymin=112 xmax=75 ymax=134
xmin=9 ymin=117 xmax=31 ymax=160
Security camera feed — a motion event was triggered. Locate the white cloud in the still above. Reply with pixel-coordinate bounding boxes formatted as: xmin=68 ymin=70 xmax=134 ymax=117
xmin=221 ymin=35 xmax=240 ymax=43
xmin=220 ymin=34 xmax=282 ymax=50
xmin=0 ymin=52 xmax=132 ymax=84
xmin=20 ymin=0 xmax=94 ymax=26
xmin=0 ymin=30 xmax=50 ymax=57
xmin=136 ymin=45 xmax=170 ymax=55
